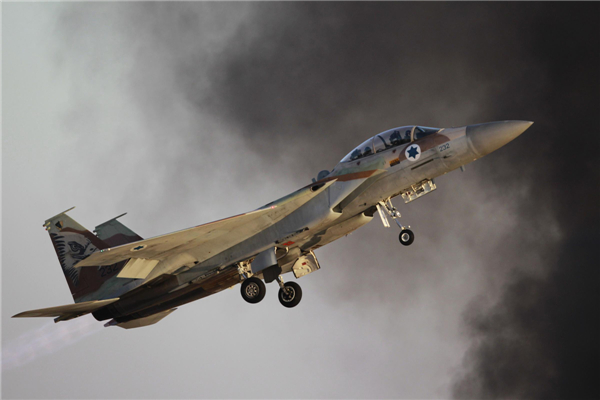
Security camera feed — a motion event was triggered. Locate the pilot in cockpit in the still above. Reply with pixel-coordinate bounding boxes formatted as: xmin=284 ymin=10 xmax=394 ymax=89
xmin=390 ymin=130 xmax=401 ymax=146
xmin=350 ymin=148 xmax=362 ymax=161
xmin=389 ymin=129 xmax=412 ymax=147
xmin=342 ymin=126 xmax=425 ymax=164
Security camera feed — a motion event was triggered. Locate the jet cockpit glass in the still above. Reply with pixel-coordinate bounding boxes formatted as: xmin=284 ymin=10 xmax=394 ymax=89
xmin=341 ymin=126 xmax=414 ymax=163
xmin=340 ymin=126 xmax=441 ymax=163
xmin=373 ymin=126 xmax=413 ymax=153
xmin=413 ymin=126 xmax=440 ymax=140
xmin=342 ymin=137 xmax=374 ymax=162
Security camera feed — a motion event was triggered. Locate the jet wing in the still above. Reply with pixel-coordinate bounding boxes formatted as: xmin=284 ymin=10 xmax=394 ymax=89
xmin=75 ymin=180 xmax=336 ymax=268
xmin=12 ymin=298 xmax=119 ymax=321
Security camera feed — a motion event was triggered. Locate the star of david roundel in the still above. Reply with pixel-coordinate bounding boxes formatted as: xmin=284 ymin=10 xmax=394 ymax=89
xmin=405 ymin=144 xmax=421 ymax=161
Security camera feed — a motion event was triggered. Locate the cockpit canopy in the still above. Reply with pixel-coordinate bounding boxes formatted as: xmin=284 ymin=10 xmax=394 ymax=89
xmin=340 ymin=125 xmax=440 ymax=163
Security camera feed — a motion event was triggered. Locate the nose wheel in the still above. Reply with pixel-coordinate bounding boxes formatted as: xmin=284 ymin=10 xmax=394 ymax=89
xmin=399 ymin=229 xmax=414 ymax=246
xmin=377 ymin=198 xmax=415 ymax=246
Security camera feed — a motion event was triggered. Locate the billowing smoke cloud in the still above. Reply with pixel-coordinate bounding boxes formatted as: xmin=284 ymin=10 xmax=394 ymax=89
xmin=2 ymin=316 xmax=102 ymax=372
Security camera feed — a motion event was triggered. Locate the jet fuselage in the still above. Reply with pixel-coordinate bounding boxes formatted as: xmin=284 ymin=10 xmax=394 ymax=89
xmin=14 ymin=120 xmax=532 ymax=328
xmin=90 ymin=121 xmax=532 ymax=324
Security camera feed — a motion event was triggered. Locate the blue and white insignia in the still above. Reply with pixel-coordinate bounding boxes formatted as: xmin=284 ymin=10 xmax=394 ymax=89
xmin=130 ymin=244 xmax=146 ymax=252
xmin=405 ymin=144 xmax=421 ymax=161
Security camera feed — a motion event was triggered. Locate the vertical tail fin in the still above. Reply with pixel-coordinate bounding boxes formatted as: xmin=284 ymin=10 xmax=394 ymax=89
xmin=93 ymin=213 xmax=143 ymax=246
xmin=44 ymin=208 xmax=110 ymax=301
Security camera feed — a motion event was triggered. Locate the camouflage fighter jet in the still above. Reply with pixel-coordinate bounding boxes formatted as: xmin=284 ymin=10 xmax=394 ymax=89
xmin=14 ymin=120 xmax=532 ymax=329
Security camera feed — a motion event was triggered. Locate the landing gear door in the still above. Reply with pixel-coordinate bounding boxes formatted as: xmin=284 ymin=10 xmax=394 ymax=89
xmin=292 ymin=251 xmax=321 ymax=279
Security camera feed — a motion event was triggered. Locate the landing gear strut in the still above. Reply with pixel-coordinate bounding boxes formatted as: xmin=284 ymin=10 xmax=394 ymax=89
xmin=377 ymin=198 xmax=415 ymax=246
xmin=276 ymin=276 xmax=302 ymax=308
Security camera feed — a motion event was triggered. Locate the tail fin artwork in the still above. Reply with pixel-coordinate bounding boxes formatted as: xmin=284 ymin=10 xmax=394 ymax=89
xmin=12 ymin=209 xmax=142 ymax=322
xmin=44 ymin=208 xmax=116 ymax=301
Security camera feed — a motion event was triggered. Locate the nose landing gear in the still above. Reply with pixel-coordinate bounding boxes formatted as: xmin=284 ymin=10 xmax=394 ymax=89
xmin=377 ymin=198 xmax=415 ymax=246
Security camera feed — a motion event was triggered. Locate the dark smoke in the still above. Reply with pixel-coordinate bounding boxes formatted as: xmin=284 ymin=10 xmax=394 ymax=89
xmin=450 ymin=4 xmax=600 ymax=398
xmin=188 ymin=2 xmax=508 ymax=169
xmin=187 ymin=3 xmax=599 ymax=398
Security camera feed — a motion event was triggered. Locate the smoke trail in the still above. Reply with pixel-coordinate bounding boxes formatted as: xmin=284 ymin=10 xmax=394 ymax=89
xmin=2 ymin=315 xmax=103 ymax=372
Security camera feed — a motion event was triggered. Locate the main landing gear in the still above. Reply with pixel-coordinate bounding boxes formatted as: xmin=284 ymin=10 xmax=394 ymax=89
xmin=276 ymin=276 xmax=302 ymax=308
xmin=240 ymin=277 xmax=266 ymax=304
xmin=240 ymin=275 xmax=302 ymax=308
xmin=376 ymin=198 xmax=415 ymax=246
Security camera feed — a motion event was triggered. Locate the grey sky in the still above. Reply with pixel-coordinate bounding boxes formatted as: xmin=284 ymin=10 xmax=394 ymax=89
xmin=3 ymin=3 xmax=598 ymax=399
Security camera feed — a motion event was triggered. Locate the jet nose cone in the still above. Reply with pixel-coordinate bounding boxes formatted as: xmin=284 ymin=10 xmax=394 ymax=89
xmin=466 ymin=120 xmax=533 ymax=157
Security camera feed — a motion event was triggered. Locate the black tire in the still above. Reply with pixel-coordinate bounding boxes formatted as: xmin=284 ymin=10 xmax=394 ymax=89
xmin=399 ymin=229 xmax=414 ymax=246
xmin=241 ymin=277 xmax=266 ymax=304
xmin=278 ymin=281 xmax=302 ymax=308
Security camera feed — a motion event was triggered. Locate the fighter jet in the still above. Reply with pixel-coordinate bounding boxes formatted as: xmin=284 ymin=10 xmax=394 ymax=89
xmin=14 ymin=120 xmax=532 ymax=329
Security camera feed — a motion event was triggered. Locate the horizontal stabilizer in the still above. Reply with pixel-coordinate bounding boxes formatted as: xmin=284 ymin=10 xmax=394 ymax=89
xmin=12 ymin=298 xmax=119 ymax=321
